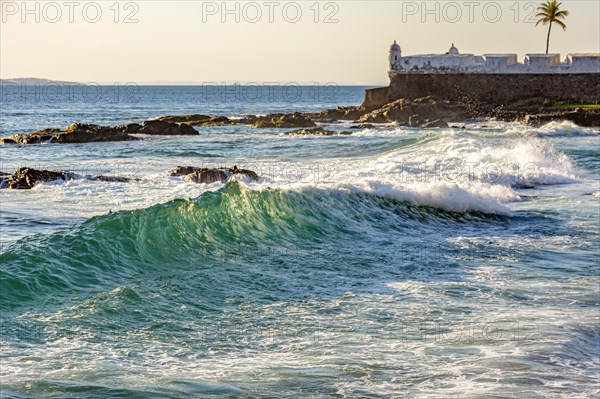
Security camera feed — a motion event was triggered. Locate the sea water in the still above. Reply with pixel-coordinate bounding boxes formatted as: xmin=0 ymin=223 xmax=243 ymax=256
xmin=0 ymin=85 xmax=598 ymax=398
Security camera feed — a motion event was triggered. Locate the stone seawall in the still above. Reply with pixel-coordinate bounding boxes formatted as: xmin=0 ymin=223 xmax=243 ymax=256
xmin=364 ymin=73 xmax=600 ymax=107
xmin=363 ymin=86 xmax=390 ymax=108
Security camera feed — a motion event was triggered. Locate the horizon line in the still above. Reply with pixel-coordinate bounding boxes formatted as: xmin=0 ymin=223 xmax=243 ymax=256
xmin=0 ymin=78 xmax=387 ymax=87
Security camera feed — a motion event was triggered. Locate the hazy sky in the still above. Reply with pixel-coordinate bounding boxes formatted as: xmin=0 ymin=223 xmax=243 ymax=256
xmin=1 ymin=0 xmax=599 ymax=84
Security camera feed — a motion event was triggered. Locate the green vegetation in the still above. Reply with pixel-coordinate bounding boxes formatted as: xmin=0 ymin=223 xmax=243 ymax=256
xmin=508 ymin=99 xmax=600 ymax=110
xmin=536 ymin=1 xmax=569 ymax=54
xmin=551 ymin=102 xmax=600 ymax=110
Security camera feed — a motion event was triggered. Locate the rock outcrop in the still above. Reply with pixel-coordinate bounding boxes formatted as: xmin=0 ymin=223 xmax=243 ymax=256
xmin=197 ymin=116 xmax=235 ymax=127
xmin=169 ymin=165 xmax=259 ymax=184
xmin=58 ymin=123 xmax=139 ymax=143
xmin=1 ymin=168 xmax=75 ymax=189
xmin=307 ymin=106 xmax=373 ymax=122
xmin=358 ymin=97 xmax=466 ymax=125
xmin=169 ymin=166 xmax=201 ymax=177
xmin=87 ymin=175 xmax=139 ymax=183
xmin=350 ymin=123 xmax=375 ymax=129
xmin=6 ymin=95 xmax=596 ymax=150
xmin=1 ymin=128 xmax=60 ymax=144
xmin=1 ymin=120 xmax=201 ymax=144
xmin=251 ymin=112 xmax=316 ymax=128
xmin=113 ymin=123 xmax=143 ymax=133
xmin=285 ymin=127 xmax=353 ymax=136
xmin=185 ymin=169 xmax=229 ymax=184
xmin=421 ymin=119 xmax=450 ymax=128
xmin=153 ymin=114 xmax=212 ymax=124
xmin=134 ymin=120 xmax=198 ymax=135
xmin=524 ymin=108 xmax=600 ymax=127
xmin=1 ymin=124 xmax=137 ymax=145
xmin=0 ymin=167 xmax=139 ymax=189
xmin=152 ymin=114 xmax=236 ymax=126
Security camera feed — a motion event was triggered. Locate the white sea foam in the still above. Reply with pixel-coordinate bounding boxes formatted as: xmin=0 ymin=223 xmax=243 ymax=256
xmin=535 ymin=120 xmax=599 ymax=137
xmin=346 ymin=180 xmax=515 ymax=215
xmin=259 ymin=126 xmax=579 ymax=213
xmin=0 ymin=121 xmax=586 ymax=236
xmin=377 ymin=129 xmax=582 ymax=186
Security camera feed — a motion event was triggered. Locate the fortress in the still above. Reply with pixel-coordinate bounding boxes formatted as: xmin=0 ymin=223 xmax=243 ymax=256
xmin=364 ymin=41 xmax=600 ymax=107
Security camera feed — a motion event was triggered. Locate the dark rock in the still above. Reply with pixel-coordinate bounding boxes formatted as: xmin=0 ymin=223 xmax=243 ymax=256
xmin=1 ymin=167 xmax=140 ymax=189
xmin=420 ymin=119 xmax=449 ymax=128
xmin=413 ymin=96 xmax=435 ymax=104
xmin=251 ymin=112 xmax=316 ymax=128
xmin=155 ymin=115 xmax=239 ymax=127
xmin=350 ymin=123 xmax=375 ymax=129
xmin=248 ymin=115 xmax=280 ymax=128
xmin=185 ymin=169 xmax=228 ymax=184
xmin=250 ymin=121 xmax=274 ymax=128
xmin=169 ymin=166 xmax=201 ymax=176
xmin=58 ymin=123 xmax=138 ymax=143
xmin=307 ymin=106 xmax=373 ymax=122
xmin=2 ymin=168 xmax=75 ymax=189
xmin=86 ymin=175 xmax=139 ymax=183
xmin=2 ymin=120 xmax=203 ymax=144
xmin=239 ymin=114 xmax=287 ymax=125
xmin=198 ymin=116 xmax=235 ymax=127
xmin=2 ymin=124 xmax=137 ymax=145
xmin=2 ymin=128 xmax=62 ymax=144
xmin=114 ymin=123 xmax=142 ymax=133
xmin=230 ymin=165 xmax=259 ymax=181
xmin=237 ymin=115 xmax=260 ymax=124
xmin=137 ymin=120 xmax=198 ymax=135
xmin=171 ymin=165 xmax=259 ymax=184
xmin=153 ymin=114 xmax=211 ymax=124
xmin=358 ymin=98 xmax=466 ymax=124
xmin=359 ymin=99 xmax=410 ymax=123
xmin=524 ymin=109 xmax=600 ymax=127
xmin=285 ymin=127 xmax=353 ymax=136
xmin=408 ymin=115 xmax=425 ymax=127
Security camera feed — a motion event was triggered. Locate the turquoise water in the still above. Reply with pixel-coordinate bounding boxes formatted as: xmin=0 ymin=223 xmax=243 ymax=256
xmin=0 ymin=86 xmax=599 ymax=398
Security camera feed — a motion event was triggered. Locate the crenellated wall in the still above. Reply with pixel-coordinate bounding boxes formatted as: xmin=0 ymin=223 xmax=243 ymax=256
xmin=376 ymin=73 xmax=600 ymax=105
xmin=390 ymin=53 xmax=600 ymax=75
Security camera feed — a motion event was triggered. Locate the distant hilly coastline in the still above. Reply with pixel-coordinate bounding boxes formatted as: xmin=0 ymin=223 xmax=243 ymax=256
xmin=0 ymin=77 xmax=79 ymax=85
xmin=0 ymin=78 xmax=380 ymax=86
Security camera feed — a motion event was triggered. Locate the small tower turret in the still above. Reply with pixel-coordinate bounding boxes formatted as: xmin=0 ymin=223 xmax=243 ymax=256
xmin=389 ymin=40 xmax=401 ymax=71
xmin=448 ymin=43 xmax=459 ymax=55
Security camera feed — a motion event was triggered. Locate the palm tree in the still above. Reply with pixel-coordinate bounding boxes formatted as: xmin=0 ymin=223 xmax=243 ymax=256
xmin=536 ymin=1 xmax=569 ymax=54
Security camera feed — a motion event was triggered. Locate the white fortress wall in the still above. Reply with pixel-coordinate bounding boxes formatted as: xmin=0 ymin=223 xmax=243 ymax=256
xmin=389 ymin=42 xmax=600 ymax=74
xmin=568 ymin=54 xmax=600 ymax=73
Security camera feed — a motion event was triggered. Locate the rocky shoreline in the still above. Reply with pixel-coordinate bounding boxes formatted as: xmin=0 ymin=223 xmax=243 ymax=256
xmin=0 ymin=167 xmax=139 ymax=189
xmin=0 ymin=165 xmax=260 ymax=190
xmin=1 ymin=97 xmax=598 ymax=146
xmin=1 ymin=96 xmax=598 ymax=189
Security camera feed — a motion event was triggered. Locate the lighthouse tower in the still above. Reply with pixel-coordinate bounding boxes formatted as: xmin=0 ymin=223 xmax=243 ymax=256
xmin=389 ymin=40 xmax=401 ymax=71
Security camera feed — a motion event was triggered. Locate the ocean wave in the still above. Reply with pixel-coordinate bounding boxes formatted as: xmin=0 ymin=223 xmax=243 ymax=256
xmin=347 ymin=180 xmax=515 ymax=215
xmin=380 ymin=130 xmax=582 ymax=187
xmin=534 ymin=121 xmax=599 ymax=137
xmin=0 ymin=180 xmax=510 ymax=309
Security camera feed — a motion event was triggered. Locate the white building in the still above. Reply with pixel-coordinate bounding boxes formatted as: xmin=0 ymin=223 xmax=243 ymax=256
xmin=388 ymin=42 xmax=600 ymax=75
